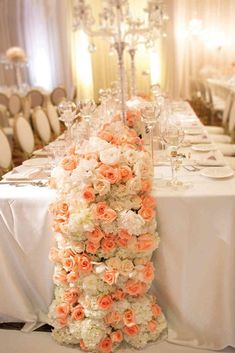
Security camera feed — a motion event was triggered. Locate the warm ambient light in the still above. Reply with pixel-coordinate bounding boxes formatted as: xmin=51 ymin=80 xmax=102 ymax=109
xmin=149 ymin=50 xmax=161 ymax=85
xmin=74 ymin=30 xmax=93 ymax=99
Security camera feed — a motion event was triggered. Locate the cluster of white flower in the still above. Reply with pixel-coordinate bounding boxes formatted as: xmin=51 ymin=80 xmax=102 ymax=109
xmin=48 ymin=118 xmax=167 ymax=352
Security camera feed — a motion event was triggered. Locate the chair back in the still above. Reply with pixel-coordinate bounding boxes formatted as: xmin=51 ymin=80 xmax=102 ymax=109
xmin=26 ymin=89 xmax=44 ymax=109
xmin=8 ymin=94 xmax=22 ymax=116
xmin=22 ymin=96 xmax=31 ymax=121
xmin=32 ymin=107 xmax=51 ymax=144
xmin=0 ymin=105 xmax=9 ymax=127
xmin=228 ymin=98 xmax=235 ymax=135
xmin=46 ymin=102 xmax=61 ymax=136
xmin=50 ymin=86 xmax=67 ymax=105
xmin=14 ymin=115 xmax=35 ymax=155
xmin=0 ymin=128 xmax=12 ymax=171
xmin=222 ymin=93 xmax=234 ymax=127
xmin=0 ymin=93 xmax=9 ymax=109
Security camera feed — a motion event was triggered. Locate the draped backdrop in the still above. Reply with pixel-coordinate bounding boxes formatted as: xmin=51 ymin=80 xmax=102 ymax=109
xmin=1 ymin=0 xmax=235 ymax=100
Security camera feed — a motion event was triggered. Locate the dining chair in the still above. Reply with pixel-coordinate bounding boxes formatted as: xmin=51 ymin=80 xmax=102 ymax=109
xmin=46 ymin=102 xmax=61 ymax=137
xmin=32 ymin=107 xmax=51 ymax=145
xmin=14 ymin=114 xmax=35 ymax=157
xmin=0 ymin=105 xmax=9 ymax=127
xmin=0 ymin=128 xmax=12 ymax=177
xmin=8 ymin=93 xmax=22 ymax=116
xmin=50 ymin=86 xmax=67 ymax=106
xmin=22 ymin=96 xmax=32 ymax=121
xmin=26 ymin=89 xmax=44 ymax=109
xmin=0 ymin=93 xmax=9 ymax=109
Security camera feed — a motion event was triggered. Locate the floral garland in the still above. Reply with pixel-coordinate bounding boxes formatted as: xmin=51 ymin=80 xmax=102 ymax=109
xmin=48 ymin=118 xmax=167 ymax=352
xmin=6 ymin=47 xmax=27 ymax=63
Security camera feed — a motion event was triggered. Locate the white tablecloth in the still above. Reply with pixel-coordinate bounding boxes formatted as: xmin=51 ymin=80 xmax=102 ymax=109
xmin=0 ymin=106 xmax=235 ymax=348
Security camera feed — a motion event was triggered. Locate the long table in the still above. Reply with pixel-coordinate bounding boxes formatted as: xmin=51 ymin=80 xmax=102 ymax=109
xmin=0 ymin=104 xmax=235 ymax=348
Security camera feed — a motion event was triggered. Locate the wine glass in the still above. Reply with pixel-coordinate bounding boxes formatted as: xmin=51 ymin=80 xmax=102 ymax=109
xmin=141 ymin=103 xmax=158 ymax=164
xmin=58 ymin=100 xmax=77 ymax=143
xmin=162 ymin=123 xmax=185 ymax=186
xmin=77 ymin=99 xmax=96 ymax=138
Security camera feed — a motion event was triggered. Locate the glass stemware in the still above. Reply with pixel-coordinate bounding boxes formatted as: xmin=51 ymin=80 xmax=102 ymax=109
xmin=58 ymin=100 xmax=77 ymax=143
xmin=162 ymin=123 xmax=185 ymax=186
xmin=141 ymin=103 xmax=158 ymax=164
xmin=77 ymin=99 xmax=96 ymax=138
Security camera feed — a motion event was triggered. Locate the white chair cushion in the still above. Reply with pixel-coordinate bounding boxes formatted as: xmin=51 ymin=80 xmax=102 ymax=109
xmin=210 ymin=134 xmax=232 ymax=144
xmin=14 ymin=116 xmax=35 ymax=154
xmin=224 ymin=156 xmax=235 ymax=170
xmin=0 ymin=129 xmax=12 ymax=169
xmin=47 ymin=104 xmax=61 ymax=136
xmin=8 ymin=94 xmax=22 ymax=115
xmin=34 ymin=108 xmax=51 ymax=144
xmin=3 ymin=127 xmax=13 ymax=135
xmin=216 ymin=144 xmax=235 ymax=156
xmin=205 ymin=126 xmax=224 ymax=135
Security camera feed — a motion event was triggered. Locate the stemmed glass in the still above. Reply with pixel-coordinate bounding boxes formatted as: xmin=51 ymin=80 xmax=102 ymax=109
xmin=162 ymin=123 xmax=185 ymax=186
xmin=77 ymin=99 xmax=96 ymax=138
xmin=58 ymin=100 xmax=78 ymax=144
xmin=141 ymin=103 xmax=158 ymax=164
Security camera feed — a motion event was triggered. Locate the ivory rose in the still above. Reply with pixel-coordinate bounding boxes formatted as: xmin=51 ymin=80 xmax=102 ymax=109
xmin=61 ymin=156 xmax=78 ymax=171
xmin=53 ymin=269 xmax=67 ymax=285
xmin=99 ymin=146 xmax=120 ymax=165
xmin=93 ymin=178 xmax=110 ymax=196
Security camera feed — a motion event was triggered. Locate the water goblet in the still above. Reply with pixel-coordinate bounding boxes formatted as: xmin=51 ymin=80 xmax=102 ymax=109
xmin=58 ymin=100 xmax=77 ymax=143
xmin=77 ymin=99 xmax=96 ymax=137
xmin=141 ymin=103 xmax=158 ymax=164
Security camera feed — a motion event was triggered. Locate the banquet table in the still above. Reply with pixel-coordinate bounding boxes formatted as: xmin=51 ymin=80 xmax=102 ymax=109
xmin=0 ymin=105 xmax=235 ymax=349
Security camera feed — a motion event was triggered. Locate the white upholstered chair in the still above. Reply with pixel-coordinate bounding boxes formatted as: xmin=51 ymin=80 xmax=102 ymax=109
xmin=14 ymin=115 xmax=35 ymax=156
xmin=0 ymin=128 xmax=12 ymax=176
xmin=8 ymin=94 xmax=22 ymax=116
xmin=50 ymin=86 xmax=67 ymax=106
xmin=0 ymin=93 xmax=9 ymax=109
xmin=26 ymin=89 xmax=44 ymax=109
xmin=32 ymin=107 xmax=51 ymax=144
xmin=46 ymin=103 xmax=61 ymax=136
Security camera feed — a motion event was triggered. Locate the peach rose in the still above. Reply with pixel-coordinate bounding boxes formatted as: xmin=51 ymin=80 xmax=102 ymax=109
xmin=118 ymin=229 xmax=131 ymax=240
xmin=111 ymin=289 xmax=126 ymax=301
xmin=120 ymin=259 xmax=134 ymax=274
xmin=50 ymin=201 xmax=70 ymax=219
xmin=82 ymin=186 xmax=95 ymax=203
xmin=80 ymin=339 xmax=88 ymax=351
xmin=55 ymin=303 xmax=70 ymax=319
xmin=57 ymin=317 xmax=67 ymax=327
xmin=97 ymin=294 xmax=113 ymax=310
xmin=116 ymin=237 xmax=128 ymax=248
xmin=120 ymin=166 xmax=133 ymax=182
xmin=101 ymin=235 xmax=116 ymax=253
xmin=152 ymin=303 xmax=162 ymax=317
xmin=99 ymin=165 xmax=121 ymax=184
xmin=141 ymin=195 xmax=156 ymax=208
xmin=98 ymin=131 xmax=114 ymax=142
xmin=71 ymin=304 xmax=84 ymax=321
xmin=124 ymin=279 xmax=146 ymax=296
xmin=123 ymin=325 xmax=139 ymax=336
xmin=67 ymin=271 xmax=79 ymax=282
xmin=84 ymin=152 xmax=98 ymax=160
xmin=86 ymin=227 xmax=104 ymax=243
xmin=62 ymin=257 xmax=75 ymax=272
xmin=98 ymin=337 xmax=112 ymax=353
xmin=148 ymin=320 xmax=157 ymax=332
xmin=61 ymin=156 xmax=77 ymax=171
xmin=141 ymin=179 xmax=152 ymax=193
xmin=100 ymin=208 xmax=117 ymax=223
xmin=78 ymin=254 xmax=92 ymax=273
xmin=60 ymin=248 xmax=74 ymax=258
xmin=86 ymin=241 xmax=100 ymax=254
xmin=102 ymin=269 xmax=117 ymax=285
xmin=93 ymin=202 xmax=108 ymax=219
xmin=136 ymin=233 xmax=155 ymax=252
xmin=105 ymin=311 xmax=121 ymax=325
xmin=123 ymin=309 xmax=136 ymax=327
xmin=111 ymin=330 xmax=123 ymax=343
xmin=53 ymin=269 xmax=67 ymax=285
xmin=64 ymin=287 xmax=80 ymax=305
xmin=138 ymin=207 xmax=154 ymax=221
xmin=142 ymin=262 xmax=155 ymax=282
xmin=49 ymin=247 xmax=60 ymax=263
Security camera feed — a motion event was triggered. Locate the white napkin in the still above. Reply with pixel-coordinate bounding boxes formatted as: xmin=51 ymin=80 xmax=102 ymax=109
xmin=3 ymin=167 xmax=47 ymax=181
xmin=195 ymin=151 xmax=225 ymax=166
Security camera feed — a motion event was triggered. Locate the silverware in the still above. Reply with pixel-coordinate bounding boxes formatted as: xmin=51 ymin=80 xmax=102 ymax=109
xmin=0 ymin=181 xmax=47 ymax=187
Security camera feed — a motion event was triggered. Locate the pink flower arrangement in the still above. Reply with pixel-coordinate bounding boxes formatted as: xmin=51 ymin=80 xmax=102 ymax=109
xmin=6 ymin=47 xmax=27 ymax=62
xmin=48 ymin=118 xmax=167 ymax=351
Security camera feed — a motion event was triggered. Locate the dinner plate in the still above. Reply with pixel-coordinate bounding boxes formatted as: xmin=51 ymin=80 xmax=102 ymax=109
xmin=23 ymin=158 xmax=50 ymax=166
xmin=191 ymin=144 xmax=216 ymax=152
xmin=184 ymin=128 xmax=203 ymax=135
xmin=200 ymin=166 xmax=234 ymax=179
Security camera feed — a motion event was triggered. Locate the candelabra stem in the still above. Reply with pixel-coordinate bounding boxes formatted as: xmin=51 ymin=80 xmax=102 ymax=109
xmin=114 ymin=2 xmax=126 ymax=124
xmin=129 ymin=48 xmax=136 ymax=97
xmin=15 ymin=65 xmax=23 ymax=92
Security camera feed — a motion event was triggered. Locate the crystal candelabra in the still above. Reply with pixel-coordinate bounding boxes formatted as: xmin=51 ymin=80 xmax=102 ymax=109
xmin=72 ymin=0 xmax=166 ymax=122
xmin=0 ymin=56 xmax=28 ymax=93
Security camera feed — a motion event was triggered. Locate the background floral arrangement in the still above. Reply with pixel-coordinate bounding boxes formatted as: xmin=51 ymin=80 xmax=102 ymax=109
xmin=48 ymin=117 xmax=167 ymax=352
xmin=6 ymin=46 xmax=27 ymax=62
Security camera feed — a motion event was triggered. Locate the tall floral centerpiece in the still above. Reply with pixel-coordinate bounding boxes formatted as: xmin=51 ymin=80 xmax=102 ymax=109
xmin=48 ymin=114 xmax=167 ymax=352
xmin=5 ymin=46 xmax=27 ymax=91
